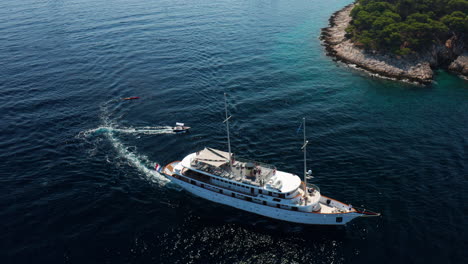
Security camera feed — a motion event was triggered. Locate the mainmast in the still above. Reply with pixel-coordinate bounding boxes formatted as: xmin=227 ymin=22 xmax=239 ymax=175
xmin=301 ymin=117 xmax=308 ymax=193
xmin=223 ymin=93 xmax=233 ymax=173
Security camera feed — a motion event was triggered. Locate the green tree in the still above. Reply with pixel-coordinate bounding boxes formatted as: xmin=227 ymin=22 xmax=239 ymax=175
xmin=442 ymin=11 xmax=468 ymax=32
xmin=348 ymin=0 xmax=466 ymax=54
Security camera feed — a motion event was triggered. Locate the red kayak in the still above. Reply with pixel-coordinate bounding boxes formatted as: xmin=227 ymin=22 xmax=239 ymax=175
xmin=123 ymin=97 xmax=140 ymax=100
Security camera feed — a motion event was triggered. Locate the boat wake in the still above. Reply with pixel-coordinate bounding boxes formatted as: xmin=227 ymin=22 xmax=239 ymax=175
xmin=103 ymin=128 xmax=171 ymax=186
xmin=79 ymin=126 xmax=175 ymax=137
xmin=76 ymin=99 xmax=180 ymax=187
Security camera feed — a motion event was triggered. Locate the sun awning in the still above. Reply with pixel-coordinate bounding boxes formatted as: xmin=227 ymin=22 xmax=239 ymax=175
xmin=195 ymin=147 xmax=231 ymax=167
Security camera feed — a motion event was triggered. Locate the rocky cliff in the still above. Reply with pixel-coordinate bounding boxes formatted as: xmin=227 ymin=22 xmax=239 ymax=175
xmin=321 ymin=4 xmax=468 ymax=84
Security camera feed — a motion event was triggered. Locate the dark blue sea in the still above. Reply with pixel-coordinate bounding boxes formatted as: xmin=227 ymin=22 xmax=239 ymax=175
xmin=1 ymin=0 xmax=467 ymax=263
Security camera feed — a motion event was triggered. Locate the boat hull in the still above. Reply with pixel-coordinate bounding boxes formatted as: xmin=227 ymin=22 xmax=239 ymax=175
xmin=167 ymin=174 xmax=361 ymax=225
xmin=172 ymin=126 xmax=190 ymax=133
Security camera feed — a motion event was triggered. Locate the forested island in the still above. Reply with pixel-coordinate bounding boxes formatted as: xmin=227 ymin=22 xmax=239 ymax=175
xmin=322 ymin=0 xmax=468 ymax=83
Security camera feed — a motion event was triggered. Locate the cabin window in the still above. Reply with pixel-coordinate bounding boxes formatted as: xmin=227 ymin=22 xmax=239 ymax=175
xmin=190 ymin=180 xmax=196 ymax=185
xmin=259 ymin=190 xmax=262 ymax=194
xmin=268 ymin=192 xmax=272 ymax=196
xmin=279 ymin=194 xmax=285 ymax=199
xmin=231 ymin=193 xmax=235 ymax=197
xmin=246 ymin=197 xmax=252 ymax=202
xmin=336 ymin=217 xmax=343 ymax=223
xmin=262 ymin=201 xmax=266 ymax=205
xmin=292 ymin=207 xmax=298 ymax=211
xmin=273 ymin=198 xmax=281 ymax=202
xmin=276 ymin=204 xmax=280 ymax=208
xmin=201 ymin=184 xmax=204 ymax=188
xmin=220 ymin=190 xmax=223 ymax=194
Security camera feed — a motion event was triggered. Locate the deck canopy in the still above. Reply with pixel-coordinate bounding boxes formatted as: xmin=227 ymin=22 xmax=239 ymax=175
xmin=195 ymin=147 xmax=231 ymax=167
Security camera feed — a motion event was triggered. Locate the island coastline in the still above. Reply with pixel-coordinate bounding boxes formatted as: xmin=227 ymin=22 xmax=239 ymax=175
xmin=321 ymin=4 xmax=468 ymax=84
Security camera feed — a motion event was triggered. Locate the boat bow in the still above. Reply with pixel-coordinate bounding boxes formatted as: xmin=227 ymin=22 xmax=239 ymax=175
xmin=354 ymin=206 xmax=381 ymax=217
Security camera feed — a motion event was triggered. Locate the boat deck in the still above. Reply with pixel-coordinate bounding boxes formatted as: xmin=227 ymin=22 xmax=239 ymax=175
xmin=190 ymin=160 xmax=276 ymax=186
xmin=189 ymin=148 xmax=276 ymax=186
xmin=163 ymin=161 xmax=180 ymax=176
xmin=317 ymin=203 xmax=337 ymax=213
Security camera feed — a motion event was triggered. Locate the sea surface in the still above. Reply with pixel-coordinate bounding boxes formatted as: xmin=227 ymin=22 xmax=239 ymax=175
xmin=1 ymin=0 xmax=467 ymax=263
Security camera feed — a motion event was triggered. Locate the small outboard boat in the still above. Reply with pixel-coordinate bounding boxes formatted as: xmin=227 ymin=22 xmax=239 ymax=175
xmin=172 ymin=122 xmax=190 ymax=133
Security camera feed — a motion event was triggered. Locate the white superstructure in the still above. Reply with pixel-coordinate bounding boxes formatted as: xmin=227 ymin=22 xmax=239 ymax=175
xmin=162 ymin=148 xmax=379 ymax=225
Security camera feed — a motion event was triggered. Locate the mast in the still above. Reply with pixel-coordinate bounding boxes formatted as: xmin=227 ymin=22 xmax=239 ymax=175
xmin=301 ymin=117 xmax=308 ymax=193
xmin=223 ymin=93 xmax=233 ymax=173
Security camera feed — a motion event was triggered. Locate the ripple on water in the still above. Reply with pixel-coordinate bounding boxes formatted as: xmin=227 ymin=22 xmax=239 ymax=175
xmin=0 ymin=0 xmax=467 ymax=263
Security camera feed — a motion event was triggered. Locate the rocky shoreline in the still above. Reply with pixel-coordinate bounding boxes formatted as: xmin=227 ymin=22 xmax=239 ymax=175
xmin=321 ymin=4 xmax=468 ymax=84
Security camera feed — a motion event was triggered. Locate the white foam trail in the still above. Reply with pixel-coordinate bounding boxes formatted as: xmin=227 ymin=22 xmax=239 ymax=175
xmin=79 ymin=126 xmax=174 ymax=137
xmin=75 ymin=99 xmax=173 ymax=186
xmin=104 ymin=130 xmax=170 ymax=186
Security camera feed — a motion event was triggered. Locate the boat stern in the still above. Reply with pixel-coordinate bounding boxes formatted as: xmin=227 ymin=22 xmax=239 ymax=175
xmin=163 ymin=161 xmax=181 ymax=176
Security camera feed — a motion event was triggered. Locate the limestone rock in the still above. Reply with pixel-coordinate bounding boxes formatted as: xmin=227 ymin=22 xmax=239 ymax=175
xmin=321 ymin=4 xmax=467 ymax=83
xmin=449 ymin=53 xmax=468 ymax=75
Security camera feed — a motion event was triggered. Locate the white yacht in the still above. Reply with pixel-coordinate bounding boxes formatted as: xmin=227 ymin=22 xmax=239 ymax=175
xmin=161 ymin=94 xmax=379 ymax=225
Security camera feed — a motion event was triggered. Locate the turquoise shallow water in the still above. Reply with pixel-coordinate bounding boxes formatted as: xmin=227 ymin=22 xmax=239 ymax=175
xmin=0 ymin=0 xmax=467 ymax=263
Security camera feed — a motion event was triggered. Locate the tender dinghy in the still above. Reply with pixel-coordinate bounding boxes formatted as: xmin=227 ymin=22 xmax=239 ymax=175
xmin=172 ymin=122 xmax=190 ymax=133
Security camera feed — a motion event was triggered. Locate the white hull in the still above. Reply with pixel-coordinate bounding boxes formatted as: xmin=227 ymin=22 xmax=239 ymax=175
xmin=169 ymin=175 xmax=361 ymax=225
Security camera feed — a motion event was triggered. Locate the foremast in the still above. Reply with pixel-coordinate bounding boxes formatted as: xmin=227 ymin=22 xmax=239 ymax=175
xmin=223 ymin=93 xmax=233 ymax=174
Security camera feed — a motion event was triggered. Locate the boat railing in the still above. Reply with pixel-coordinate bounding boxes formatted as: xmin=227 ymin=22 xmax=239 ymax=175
xmin=191 ymin=161 xmax=231 ymax=177
xmin=306 ymin=183 xmax=320 ymax=194
xmin=234 ymin=157 xmax=276 ymax=170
